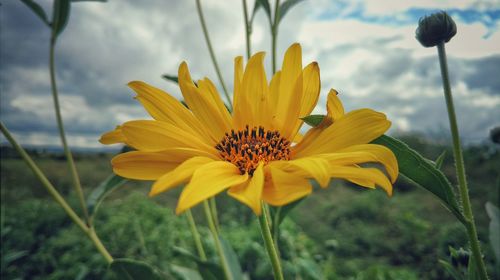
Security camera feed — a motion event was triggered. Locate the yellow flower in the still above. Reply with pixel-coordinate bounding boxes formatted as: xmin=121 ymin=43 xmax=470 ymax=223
xmin=100 ymin=43 xmax=398 ymax=215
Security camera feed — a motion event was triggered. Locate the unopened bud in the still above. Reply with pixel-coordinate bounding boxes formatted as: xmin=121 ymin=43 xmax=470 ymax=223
xmin=416 ymin=11 xmax=457 ymax=47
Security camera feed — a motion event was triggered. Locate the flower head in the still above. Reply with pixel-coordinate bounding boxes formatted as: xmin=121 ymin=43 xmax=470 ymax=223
xmin=100 ymin=43 xmax=398 ymax=215
xmin=416 ymin=11 xmax=457 ymax=47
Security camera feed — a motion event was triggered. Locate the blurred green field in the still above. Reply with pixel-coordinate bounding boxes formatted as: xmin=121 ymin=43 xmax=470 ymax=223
xmin=1 ymin=134 xmax=498 ymax=279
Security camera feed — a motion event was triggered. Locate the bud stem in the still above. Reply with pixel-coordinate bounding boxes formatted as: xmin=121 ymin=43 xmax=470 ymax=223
xmin=437 ymin=41 xmax=489 ymax=280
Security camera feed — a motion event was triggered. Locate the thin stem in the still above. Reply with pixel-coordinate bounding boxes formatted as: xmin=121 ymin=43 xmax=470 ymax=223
xmin=271 ymin=0 xmax=281 ymax=74
xmin=242 ymin=0 xmax=251 ymax=59
xmin=437 ymin=42 xmax=488 ymax=280
xmin=203 ymin=201 xmax=233 ymax=280
xmin=272 ymin=207 xmax=281 ymax=253
xmin=258 ymin=203 xmax=284 ymax=280
xmin=49 ymin=38 xmax=89 ymax=224
xmin=210 ymin=197 xmax=220 ymax=233
xmin=186 ymin=209 xmax=207 ymax=261
xmin=0 ymin=122 xmax=113 ymax=264
xmin=195 ymin=0 xmax=232 ymax=110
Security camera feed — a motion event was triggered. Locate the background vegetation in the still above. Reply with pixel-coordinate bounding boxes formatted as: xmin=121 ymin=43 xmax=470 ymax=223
xmin=1 ymin=133 xmax=498 ymax=279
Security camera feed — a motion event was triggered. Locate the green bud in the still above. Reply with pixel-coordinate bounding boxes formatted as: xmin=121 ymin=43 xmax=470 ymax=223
xmin=416 ymin=11 xmax=457 ymax=47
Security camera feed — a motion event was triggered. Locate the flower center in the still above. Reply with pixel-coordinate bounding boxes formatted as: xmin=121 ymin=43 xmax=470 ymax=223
xmin=215 ymin=125 xmax=291 ymax=175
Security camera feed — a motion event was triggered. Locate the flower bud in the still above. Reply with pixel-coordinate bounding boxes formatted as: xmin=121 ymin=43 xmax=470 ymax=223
xmin=416 ymin=11 xmax=457 ymax=47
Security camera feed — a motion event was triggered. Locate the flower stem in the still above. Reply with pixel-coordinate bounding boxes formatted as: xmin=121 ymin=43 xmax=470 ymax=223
xmin=195 ymin=0 xmax=232 ymax=110
xmin=49 ymin=38 xmax=89 ymax=225
xmin=210 ymin=197 xmax=220 ymax=233
xmin=186 ymin=209 xmax=207 ymax=261
xmin=0 ymin=122 xmax=113 ymax=264
xmin=203 ymin=200 xmax=233 ymax=280
xmin=242 ymin=0 xmax=251 ymax=59
xmin=271 ymin=0 xmax=281 ymax=74
xmin=437 ymin=42 xmax=488 ymax=280
xmin=258 ymin=203 xmax=284 ymax=280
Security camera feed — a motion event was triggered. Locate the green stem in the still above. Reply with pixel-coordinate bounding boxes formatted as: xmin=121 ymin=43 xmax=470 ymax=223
xmin=271 ymin=0 xmax=281 ymax=74
xmin=272 ymin=207 xmax=281 ymax=253
xmin=242 ymin=0 xmax=251 ymax=59
xmin=258 ymin=203 xmax=284 ymax=280
xmin=203 ymin=201 xmax=233 ymax=280
xmin=210 ymin=197 xmax=220 ymax=233
xmin=437 ymin=42 xmax=489 ymax=280
xmin=186 ymin=209 xmax=207 ymax=261
xmin=195 ymin=0 xmax=232 ymax=110
xmin=49 ymin=38 xmax=89 ymax=224
xmin=0 ymin=122 xmax=113 ymax=264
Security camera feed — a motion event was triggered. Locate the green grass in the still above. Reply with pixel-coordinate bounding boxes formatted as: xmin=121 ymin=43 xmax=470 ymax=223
xmin=1 ymin=135 xmax=499 ymax=279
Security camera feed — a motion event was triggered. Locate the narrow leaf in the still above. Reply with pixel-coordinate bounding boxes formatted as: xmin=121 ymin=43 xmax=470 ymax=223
xmin=173 ymin=247 xmax=225 ymax=280
xmin=219 ymin=237 xmax=244 ymax=280
xmin=109 ymin=258 xmax=163 ymax=280
xmin=52 ymin=0 xmax=71 ymax=39
xmin=87 ymin=174 xmax=127 ymax=217
xmin=71 ymin=0 xmax=107 ymax=2
xmin=20 ymin=0 xmax=50 ymax=26
xmin=278 ymin=0 xmax=305 ymax=24
xmin=439 ymin=260 xmax=463 ymax=280
xmin=170 ymin=264 xmax=203 ymax=280
xmin=485 ymin=202 xmax=500 ymax=263
xmin=301 ymin=114 xmax=324 ymax=127
xmin=251 ymin=0 xmax=271 ymax=24
xmin=162 ymin=74 xmax=179 ymax=84
xmin=372 ymin=135 xmax=466 ymax=224
xmin=435 ymin=150 xmax=447 ymax=169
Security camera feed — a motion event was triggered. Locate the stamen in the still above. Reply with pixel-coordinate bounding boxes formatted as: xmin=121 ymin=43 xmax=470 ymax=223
xmin=215 ymin=126 xmax=291 ymax=175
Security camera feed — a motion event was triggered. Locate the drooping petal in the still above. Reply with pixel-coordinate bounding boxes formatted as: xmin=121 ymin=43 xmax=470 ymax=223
xmin=128 ymin=81 xmax=209 ymax=140
xmin=121 ymin=120 xmax=217 ymax=154
xmin=330 ymin=144 xmax=399 ymax=183
xmin=294 ymin=108 xmax=391 ymax=157
xmin=111 ymin=151 xmax=180 ymax=180
xmin=178 ymin=62 xmax=231 ymax=142
xmin=228 ymin=162 xmax=265 ymax=215
xmin=329 ymin=165 xmax=393 ymax=195
xmin=149 ymin=156 xmax=215 ymax=196
xmin=99 ymin=126 xmax=126 ymax=145
xmin=176 ymin=161 xmax=249 ymax=214
xmin=272 ymin=157 xmax=331 ymax=187
xmin=262 ymin=165 xmax=312 ymax=206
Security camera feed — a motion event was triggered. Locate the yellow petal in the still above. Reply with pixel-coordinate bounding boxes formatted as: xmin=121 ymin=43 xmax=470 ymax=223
xmin=111 ymin=151 xmax=179 ymax=180
xmin=198 ymin=78 xmax=232 ymax=126
xmin=273 ymin=157 xmax=331 ymax=188
xmin=149 ymin=156 xmax=215 ymax=197
xmin=128 ymin=81 xmax=209 ymax=140
xmin=326 ymin=89 xmax=344 ymax=121
xmin=294 ymin=109 xmax=391 ymax=157
xmin=99 ymin=126 xmax=126 ymax=145
xmin=330 ymin=144 xmax=399 ymax=183
xmin=159 ymin=147 xmax=219 ymax=161
xmin=262 ymin=165 xmax=312 ymax=206
xmin=268 ymin=71 xmax=281 ymax=122
xmin=179 ymin=62 xmax=231 ymax=141
xmin=241 ymin=52 xmax=270 ymax=128
xmin=176 ymin=161 xmax=249 ymax=214
xmin=232 ymin=56 xmax=247 ymax=129
xmin=228 ymin=162 xmax=264 ymax=215
xmin=122 ymin=120 xmax=216 ymax=154
xmin=329 ymin=165 xmax=393 ymax=196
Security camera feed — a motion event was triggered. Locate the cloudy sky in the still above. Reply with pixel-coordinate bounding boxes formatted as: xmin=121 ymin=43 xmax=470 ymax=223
xmin=1 ymin=0 xmax=499 ymax=148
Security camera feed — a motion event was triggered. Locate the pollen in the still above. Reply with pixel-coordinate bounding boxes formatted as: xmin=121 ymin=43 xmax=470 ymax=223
xmin=215 ymin=125 xmax=291 ymax=175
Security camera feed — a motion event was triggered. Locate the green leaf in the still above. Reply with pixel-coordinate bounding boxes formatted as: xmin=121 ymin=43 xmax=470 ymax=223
xmin=251 ymin=0 xmax=271 ymax=24
xmin=170 ymin=264 xmax=203 ymax=280
xmin=301 ymin=114 xmax=324 ymax=127
xmin=52 ymin=0 xmax=71 ymax=39
xmin=3 ymin=250 xmax=29 ymax=265
xmin=435 ymin=150 xmax=447 ymax=169
xmin=439 ymin=259 xmax=464 ymax=280
xmin=162 ymin=74 xmax=179 ymax=84
xmin=109 ymin=258 xmax=164 ymax=280
xmin=71 ymin=0 xmax=107 ymax=2
xmin=485 ymin=202 xmax=500 ymax=263
xmin=219 ymin=237 xmax=244 ymax=280
xmin=372 ymin=135 xmax=466 ymax=224
xmin=87 ymin=174 xmax=127 ymax=217
xmin=20 ymin=0 xmax=50 ymax=26
xmin=278 ymin=0 xmax=305 ymax=24
xmin=173 ymin=247 xmax=225 ymax=280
